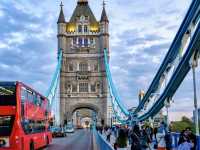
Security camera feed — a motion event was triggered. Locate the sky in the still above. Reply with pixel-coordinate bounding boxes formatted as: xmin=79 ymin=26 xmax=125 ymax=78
xmin=0 ymin=0 xmax=199 ymax=121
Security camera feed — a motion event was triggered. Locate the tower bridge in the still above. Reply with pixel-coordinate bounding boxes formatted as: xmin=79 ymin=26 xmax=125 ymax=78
xmin=0 ymin=0 xmax=200 ymax=149
xmin=47 ymin=0 xmax=200 ymax=149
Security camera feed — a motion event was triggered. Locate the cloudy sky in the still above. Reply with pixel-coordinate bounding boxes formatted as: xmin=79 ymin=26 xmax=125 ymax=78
xmin=0 ymin=0 xmax=199 ymax=121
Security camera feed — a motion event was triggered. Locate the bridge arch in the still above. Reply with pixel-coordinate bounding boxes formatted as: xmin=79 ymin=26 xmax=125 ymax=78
xmin=70 ymin=103 xmax=100 ymax=115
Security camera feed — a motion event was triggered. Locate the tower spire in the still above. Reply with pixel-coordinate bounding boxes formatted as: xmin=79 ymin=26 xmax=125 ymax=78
xmin=100 ymin=0 xmax=109 ymax=22
xmin=78 ymin=0 xmax=88 ymax=5
xmin=57 ymin=1 xmax=65 ymax=23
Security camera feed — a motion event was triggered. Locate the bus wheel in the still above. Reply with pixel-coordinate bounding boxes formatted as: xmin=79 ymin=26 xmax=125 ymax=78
xmin=30 ymin=142 xmax=34 ymax=150
xmin=46 ymin=136 xmax=49 ymax=146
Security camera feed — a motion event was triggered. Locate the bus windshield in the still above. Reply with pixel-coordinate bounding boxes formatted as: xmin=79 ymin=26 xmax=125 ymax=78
xmin=0 ymin=116 xmax=14 ymax=136
xmin=0 ymin=83 xmax=16 ymax=106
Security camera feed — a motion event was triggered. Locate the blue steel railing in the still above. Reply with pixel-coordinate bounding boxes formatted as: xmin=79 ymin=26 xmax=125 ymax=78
xmin=93 ymin=129 xmax=114 ymax=150
xmin=197 ymin=136 xmax=200 ymax=150
xmin=134 ymin=0 xmax=200 ymax=114
xmin=104 ymin=48 xmax=129 ymax=116
xmin=45 ymin=50 xmax=62 ymax=106
xmin=138 ymin=21 xmax=200 ymax=121
xmin=170 ymin=133 xmax=200 ymax=150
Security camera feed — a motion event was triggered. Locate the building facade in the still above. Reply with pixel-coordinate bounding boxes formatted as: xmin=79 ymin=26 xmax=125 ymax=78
xmin=57 ymin=0 xmax=110 ymax=125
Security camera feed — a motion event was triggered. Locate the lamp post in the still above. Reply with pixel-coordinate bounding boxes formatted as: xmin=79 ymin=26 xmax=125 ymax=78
xmin=164 ymin=98 xmax=171 ymax=130
xmin=190 ymin=51 xmax=199 ymax=136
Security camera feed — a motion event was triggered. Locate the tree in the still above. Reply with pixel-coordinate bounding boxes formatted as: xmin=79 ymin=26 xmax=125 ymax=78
xmin=170 ymin=116 xmax=195 ymax=132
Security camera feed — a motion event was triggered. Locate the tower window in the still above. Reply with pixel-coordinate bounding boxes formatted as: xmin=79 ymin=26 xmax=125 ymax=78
xmin=90 ymin=38 xmax=94 ymax=44
xmin=84 ymin=25 xmax=88 ymax=33
xmin=79 ymin=83 xmax=88 ymax=92
xmin=66 ymin=84 xmax=72 ymax=93
xmin=78 ymin=25 xmax=82 ymax=33
xmin=84 ymin=38 xmax=88 ymax=46
xmin=79 ymin=62 xmax=88 ymax=71
xmin=78 ymin=37 xmax=82 ymax=46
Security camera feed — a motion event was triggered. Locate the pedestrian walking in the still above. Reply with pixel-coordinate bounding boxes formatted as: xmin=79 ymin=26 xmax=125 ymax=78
xmin=131 ymin=125 xmax=141 ymax=150
xmin=165 ymin=131 xmax=172 ymax=150
xmin=106 ymin=127 xmax=112 ymax=142
xmin=157 ymin=122 xmax=167 ymax=150
xmin=140 ymin=127 xmax=151 ymax=150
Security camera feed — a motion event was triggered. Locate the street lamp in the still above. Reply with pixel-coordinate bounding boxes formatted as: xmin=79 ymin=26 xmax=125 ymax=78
xmin=190 ymin=51 xmax=199 ymax=136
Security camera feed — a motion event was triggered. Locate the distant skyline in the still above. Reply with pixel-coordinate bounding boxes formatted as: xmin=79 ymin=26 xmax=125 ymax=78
xmin=0 ymin=0 xmax=199 ymax=121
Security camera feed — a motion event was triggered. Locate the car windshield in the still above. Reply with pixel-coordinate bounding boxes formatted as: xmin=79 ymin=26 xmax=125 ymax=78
xmin=0 ymin=83 xmax=16 ymax=106
xmin=0 ymin=116 xmax=14 ymax=136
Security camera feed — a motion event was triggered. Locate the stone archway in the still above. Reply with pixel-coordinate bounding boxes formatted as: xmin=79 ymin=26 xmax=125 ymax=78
xmin=69 ymin=103 xmax=101 ymax=127
xmin=71 ymin=103 xmax=99 ymax=115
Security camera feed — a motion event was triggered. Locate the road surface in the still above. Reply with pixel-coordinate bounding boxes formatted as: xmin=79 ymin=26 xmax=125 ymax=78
xmin=46 ymin=129 xmax=94 ymax=150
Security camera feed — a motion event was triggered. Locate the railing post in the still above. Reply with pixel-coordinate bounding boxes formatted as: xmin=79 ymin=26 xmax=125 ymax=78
xmin=197 ymin=136 xmax=200 ymax=150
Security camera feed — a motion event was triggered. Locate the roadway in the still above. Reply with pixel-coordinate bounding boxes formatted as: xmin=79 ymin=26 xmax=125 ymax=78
xmin=46 ymin=129 xmax=94 ymax=150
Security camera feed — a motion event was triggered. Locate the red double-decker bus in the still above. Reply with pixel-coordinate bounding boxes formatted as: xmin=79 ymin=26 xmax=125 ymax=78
xmin=0 ymin=81 xmax=52 ymax=150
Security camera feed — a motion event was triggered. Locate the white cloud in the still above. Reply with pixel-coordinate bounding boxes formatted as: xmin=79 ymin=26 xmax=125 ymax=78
xmin=0 ymin=9 xmax=4 ymax=18
xmin=7 ymin=32 xmax=27 ymax=45
xmin=0 ymin=41 xmax=9 ymax=49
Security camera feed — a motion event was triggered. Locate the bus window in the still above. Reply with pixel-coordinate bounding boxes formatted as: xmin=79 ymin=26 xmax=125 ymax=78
xmin=21 ymin=88 xmax=27 ymax=103
xmin=0 ymin=116 xmax=14 ymax=136
xmin=0 ymin=84 xmax=16 ymax=106
xmin=33 ymin=93 xmax=37 ymax=105
xmin=38 ymin=96 xmax=43 ymax=106
xmin=37 ymin=95 xmax=40 ymax=106
xmin=27 ymin=91 xmax=33 ymax=103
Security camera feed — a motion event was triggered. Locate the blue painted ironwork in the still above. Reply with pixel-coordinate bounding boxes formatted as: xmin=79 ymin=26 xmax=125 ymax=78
xmin=109 ymin=94 xmax=128 ymax=124
xmin=104 ymin=48 xmax=129 ymax=116
xmin=134 ymin=0 xmax=200 ymax=114
xmin=93 ymin=129 xmax=114 ymax=150
xmin=46 ymin=50 xmax=62 ymax=106
xmin=138 ymin=21 xmax=200 ymax=121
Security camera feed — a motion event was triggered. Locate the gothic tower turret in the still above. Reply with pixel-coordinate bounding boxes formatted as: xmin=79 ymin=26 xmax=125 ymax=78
xmin=57 ymin=2 xmax=66 ymax=54
xmin=100 ymin=1 xmax=109 ymax=52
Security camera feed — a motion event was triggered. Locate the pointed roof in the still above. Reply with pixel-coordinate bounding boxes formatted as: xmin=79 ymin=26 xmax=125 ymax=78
xmin=57 ymin=2 xmax=65 ymax=24
xmin=78 ymin=0 xmax=88 ymax=5
xmin=100 ymin=1 xmax=109 ymax=22
xmin=69 ymin=0 xmax=97 ymax=23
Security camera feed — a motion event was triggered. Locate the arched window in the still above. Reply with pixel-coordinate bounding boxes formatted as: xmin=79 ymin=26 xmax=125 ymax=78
xmin=78 ymin=25 xmax=82 ymax=33
xmin=90 ymin=38 xmax=95 ymax=44
xmin=84 ymin=38 xmax=88 ymax=46
xmin=84 ymin=25 xmax=88 ymax=33
xmin=79 ymin=62 xmax=88 ymax=71
xmin=78 ymin=37 xmax=82 ymax=46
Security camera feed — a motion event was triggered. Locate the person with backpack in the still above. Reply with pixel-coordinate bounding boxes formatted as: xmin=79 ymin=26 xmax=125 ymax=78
xmin=131 ymin=125 xmax=141 ymax=150
xmin=140 ymin=127 xmax=151 ymax=150
xmin=153 ymin=127 xmax=158 ymax=149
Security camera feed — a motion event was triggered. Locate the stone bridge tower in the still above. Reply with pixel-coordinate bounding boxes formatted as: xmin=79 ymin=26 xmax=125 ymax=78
xmin=57 ymin=0 xmax=109 ymax=125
